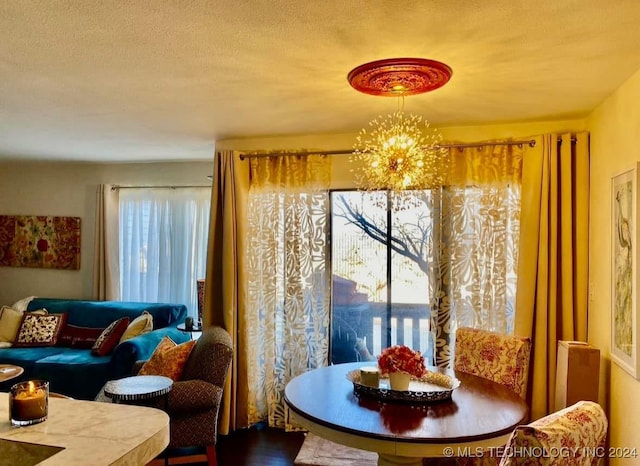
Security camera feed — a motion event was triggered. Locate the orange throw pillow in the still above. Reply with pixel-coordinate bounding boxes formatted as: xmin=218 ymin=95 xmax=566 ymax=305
xmin=139 ymin=336 xmax=196 ymax=381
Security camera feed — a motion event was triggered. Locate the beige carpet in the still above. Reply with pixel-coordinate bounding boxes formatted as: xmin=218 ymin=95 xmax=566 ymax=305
xmin=294 ymin=433 xmax=378 ymax=466
xmin=294 ymin=434 xmax=457 ymax=466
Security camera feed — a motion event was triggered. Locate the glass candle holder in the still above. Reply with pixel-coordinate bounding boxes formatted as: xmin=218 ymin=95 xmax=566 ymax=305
xmin=185 ymin=316 xmax=194 ymax=330
xmin=9 ymin=380 xmax=49 ymax=426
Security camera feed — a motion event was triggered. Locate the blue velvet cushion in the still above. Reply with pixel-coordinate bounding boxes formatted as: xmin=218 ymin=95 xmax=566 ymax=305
xmin=0 ymin=346 xmax=65 ymax=372
xmin=27 ymin=299 xmax=186 ymax=329
xmin=34 ymin=350 xmax=112 ymax=400
xmin=0 ymin=346 xmax=102 ymax=400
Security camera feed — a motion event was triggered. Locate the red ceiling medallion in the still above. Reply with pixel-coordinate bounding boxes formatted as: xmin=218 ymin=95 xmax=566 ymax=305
xmin=348 ymin=58 xmax=452 ymax=97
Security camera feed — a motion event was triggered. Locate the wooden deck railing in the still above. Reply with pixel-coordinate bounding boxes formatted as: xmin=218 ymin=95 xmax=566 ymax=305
xmin=332 ymin=303 xmax=432 ymax=363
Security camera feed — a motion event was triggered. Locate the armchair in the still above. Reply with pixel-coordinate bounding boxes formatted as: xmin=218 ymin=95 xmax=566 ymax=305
xmin=139 ymin=326 xmax=233 ymax=466
xmin=499 ymin=400 xmax=608 ymax=466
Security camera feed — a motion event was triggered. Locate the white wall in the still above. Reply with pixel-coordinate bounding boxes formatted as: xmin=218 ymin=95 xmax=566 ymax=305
xmin=587 ymin=67 xmax=640 ymax=463
xmin=0 ymin=160 xmax=213 ymax=306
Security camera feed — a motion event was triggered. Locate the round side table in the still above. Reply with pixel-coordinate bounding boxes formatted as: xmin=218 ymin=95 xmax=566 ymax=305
xmin=104 ymin=375 xmax=173 ymax=404
xmin=0 ymin=364 xmax=24 ymax=383
xmin=177 ymin=324 xmax=203 ymax=340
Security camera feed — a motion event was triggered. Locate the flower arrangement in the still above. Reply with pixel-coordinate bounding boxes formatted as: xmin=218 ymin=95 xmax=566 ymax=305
xmin=377 ymin=345 xmax=427 ymax=378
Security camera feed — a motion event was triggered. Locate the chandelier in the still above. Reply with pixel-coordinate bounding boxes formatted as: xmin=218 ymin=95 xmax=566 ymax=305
xmin=348 ymin=58 xmax=452 ymax=193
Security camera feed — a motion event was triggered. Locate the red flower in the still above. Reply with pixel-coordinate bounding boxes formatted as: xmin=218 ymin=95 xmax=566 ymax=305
xmin=377 ymin=345 xmax=427 ymax=378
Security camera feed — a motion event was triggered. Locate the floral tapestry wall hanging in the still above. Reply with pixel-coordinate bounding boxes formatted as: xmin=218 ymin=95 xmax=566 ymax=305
xmin=0 ymin=215 xmax=81 ymax=270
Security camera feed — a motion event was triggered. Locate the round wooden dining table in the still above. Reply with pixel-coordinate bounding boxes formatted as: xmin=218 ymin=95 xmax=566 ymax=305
xmin=285 ymin=362 xmax=528 ymax=466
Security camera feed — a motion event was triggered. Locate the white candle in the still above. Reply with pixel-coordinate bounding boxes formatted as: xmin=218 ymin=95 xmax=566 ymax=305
xmin=360 ymin=366 xmax=380 ymax=387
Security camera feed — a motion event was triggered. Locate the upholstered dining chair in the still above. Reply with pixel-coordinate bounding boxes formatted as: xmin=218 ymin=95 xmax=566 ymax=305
xmin=453 ymin=327 xmax=532 ymax=400
xmin=138 ymin=326 xmax=233 ymax=466
xmin=499 ymin=400 xmax=608 ymax=466
xmin=425 ymin=327 xmax=532 ymax=466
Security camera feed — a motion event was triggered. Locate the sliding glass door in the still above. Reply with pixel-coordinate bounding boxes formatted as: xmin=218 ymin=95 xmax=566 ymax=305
xmin=330 ymin=190 xmax=432 ymax=364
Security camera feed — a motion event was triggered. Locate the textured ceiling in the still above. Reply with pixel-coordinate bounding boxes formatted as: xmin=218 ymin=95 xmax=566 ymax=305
xmin=2 ymin=1 xmax=640 ymax=162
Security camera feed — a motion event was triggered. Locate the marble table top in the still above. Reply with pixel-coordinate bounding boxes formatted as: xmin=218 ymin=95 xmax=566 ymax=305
xmin=0 ymin=392 xmax=169 ymax=465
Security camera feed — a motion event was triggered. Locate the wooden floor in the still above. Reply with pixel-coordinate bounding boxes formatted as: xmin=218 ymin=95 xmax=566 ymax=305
xmin=150 ymin=423 xmax=306 ymax=466
xmin=218 ymin=423 xmax=306 ymax=466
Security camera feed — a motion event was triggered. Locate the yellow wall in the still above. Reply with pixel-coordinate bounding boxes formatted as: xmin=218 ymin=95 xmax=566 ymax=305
xmin=588 ymin=67 xmax=640 ymax=462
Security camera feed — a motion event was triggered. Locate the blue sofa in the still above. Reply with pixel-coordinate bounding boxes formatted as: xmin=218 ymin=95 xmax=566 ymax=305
xmin=0 ymin=298 xmax=190 ymax=400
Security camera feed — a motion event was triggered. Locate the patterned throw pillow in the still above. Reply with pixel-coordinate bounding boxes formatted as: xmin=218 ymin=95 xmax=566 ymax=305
xmin=0 ymin=306 xmax=47 ymax=344
xmin=58 ymin=324 xmax=106 ymax=349
xmin=91 ymin=317 xmax=131 ymax=357
xmin=119 ymin=311 xmax=153 ymax=343
xmin=14 ymin=313 xmax=67 ymax=347
xmin=139 ymin=336 xmax=196 ymax=381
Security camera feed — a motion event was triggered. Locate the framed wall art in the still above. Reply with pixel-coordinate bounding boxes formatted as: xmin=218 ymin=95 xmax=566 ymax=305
xmin=611 ymin=164 xmax=640 ymax=378
xmin=0 ymin=215 xmax=81 ymax=270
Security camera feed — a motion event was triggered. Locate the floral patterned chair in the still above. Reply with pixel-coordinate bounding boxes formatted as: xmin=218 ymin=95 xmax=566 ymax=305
xmin=499 ymin=400 xmax=608 ymax=466
xmin=453 ymin=327 xmax=532 ymax=399
xmin=425 ymin=327 xmax=532 ymax=466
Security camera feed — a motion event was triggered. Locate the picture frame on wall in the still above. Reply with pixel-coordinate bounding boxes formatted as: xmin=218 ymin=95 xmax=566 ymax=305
xmin=611 ymin=164 xmax=640 ymax=378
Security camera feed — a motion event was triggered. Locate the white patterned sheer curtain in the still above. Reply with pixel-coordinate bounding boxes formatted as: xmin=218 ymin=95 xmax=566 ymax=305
xmin=119 ymin=187 xmax=210 ymax=317
xmin=430 ymin=142 xmax=523 ymax=367
xmin=245 ymin=154 xmax=331 ymax=430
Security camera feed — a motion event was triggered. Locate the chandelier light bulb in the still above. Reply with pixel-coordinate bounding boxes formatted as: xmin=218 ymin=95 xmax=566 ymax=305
xmin=351 ymin=110 xmax=449 ymax=195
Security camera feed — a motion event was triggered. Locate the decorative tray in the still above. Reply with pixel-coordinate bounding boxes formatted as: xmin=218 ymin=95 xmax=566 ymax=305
xmin=346 ymin=369 xmax=460 ymax=404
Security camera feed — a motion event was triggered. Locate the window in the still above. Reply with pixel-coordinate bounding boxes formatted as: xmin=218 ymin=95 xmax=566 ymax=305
xmin=119 ymin=187 xmax=210 ymax=318
xmin=330 ymin=190 xmax=432 ymax=364
xmin=330 ymin=186 xmax=518 ymax=366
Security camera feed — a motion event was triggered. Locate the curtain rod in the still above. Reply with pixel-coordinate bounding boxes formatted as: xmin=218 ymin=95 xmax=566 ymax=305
xmin=111 ymin=185 xmax=211 ymax=190
xmin=237 ymin=140 xmax=535 ymax=160
xmin=236 ymin=136 xmax=577 ymax=160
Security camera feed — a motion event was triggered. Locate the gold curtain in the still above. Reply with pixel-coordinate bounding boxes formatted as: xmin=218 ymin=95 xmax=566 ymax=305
xmin=245 ymin=154 xmax=331 ymax=430
xmin=448 ymin=141 xmax=523 ymax=186
xmin=92 ymin=184 xmax=120 ymax=300
xmin=432 ymin=142 xmax=524 ymax=366
xmin=203 ymin=150 xmax=250 ymax=433
xmin=515 ymin=132 xmax=590 ymax=420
